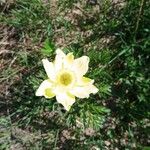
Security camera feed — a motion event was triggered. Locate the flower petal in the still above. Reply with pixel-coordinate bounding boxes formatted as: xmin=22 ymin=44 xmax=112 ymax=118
xmin=42 ymin=59 xmax=55 ymax=81
xmin=70 ymin=84 xmax=99 ymax=98
xmin=36 ymin=80 xmax=53 ymax=96
xmin=64 ymin=52 xmax=74 ymax=69
xmin=56 ymin=48 xmax=66 ymax=57
xmin=77 ymin=77 xmax=94 ymax=86
xmin=54 ymin=48 xmax=66 ymax=72
xmin=56 ymin=92 xmax=75 ymax=111
xmin=72 ymin=56 xmax=89 ymax=77
xmin=87 ymin=84 xmax=99 ymax=94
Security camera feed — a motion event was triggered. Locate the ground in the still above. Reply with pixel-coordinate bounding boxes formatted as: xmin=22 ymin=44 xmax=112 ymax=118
xmin=0 ymin=0 xmax=150 ymax=149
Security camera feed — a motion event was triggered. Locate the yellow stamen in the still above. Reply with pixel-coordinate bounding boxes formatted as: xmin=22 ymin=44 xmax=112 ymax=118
xmin=59 ymin=72 xmax=72 ymax=86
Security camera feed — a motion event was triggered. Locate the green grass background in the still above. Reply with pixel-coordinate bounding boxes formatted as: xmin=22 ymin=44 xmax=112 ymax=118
xmin=0 ymin=0 xmax=149 ymax=149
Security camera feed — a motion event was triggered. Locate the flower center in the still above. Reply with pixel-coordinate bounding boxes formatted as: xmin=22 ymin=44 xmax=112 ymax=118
xmin=58 ymin=72 xmax=73 ymax=86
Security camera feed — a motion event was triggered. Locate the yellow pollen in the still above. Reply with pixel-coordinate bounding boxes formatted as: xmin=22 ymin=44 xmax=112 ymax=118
xmin=59 ymin=72 xmax=72 ymax=86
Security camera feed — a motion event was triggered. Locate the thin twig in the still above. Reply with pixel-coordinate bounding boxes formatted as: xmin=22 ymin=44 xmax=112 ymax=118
xmin=54 ymin=129 xmax=59 ymax=149
xmin=5 ymin=85 xmax=13 ymax=147
xmin=0 ymin=50 xmax=14 ymax=55
xmin=135 ymin=0 xmax=145 ymax=37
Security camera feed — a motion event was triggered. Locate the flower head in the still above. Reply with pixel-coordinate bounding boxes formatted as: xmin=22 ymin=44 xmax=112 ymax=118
xmin=36 ymin=49 xmax=98 ymax=111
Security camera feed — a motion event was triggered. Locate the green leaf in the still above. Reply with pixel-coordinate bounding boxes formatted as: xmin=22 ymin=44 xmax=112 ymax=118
xmin=143 ymin=147 xmax=150 ymax=150
xmin=41 ymin=38 xmax=55 ymax=56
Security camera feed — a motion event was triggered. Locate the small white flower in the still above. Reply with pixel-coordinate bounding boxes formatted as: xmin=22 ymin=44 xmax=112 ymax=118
xmin=36 ymin=49 xmax=99 ymax=111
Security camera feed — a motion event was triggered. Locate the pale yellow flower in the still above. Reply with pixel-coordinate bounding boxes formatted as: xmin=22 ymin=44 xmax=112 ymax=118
xmin=36 ymin=49 xmax=98 ymax=111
